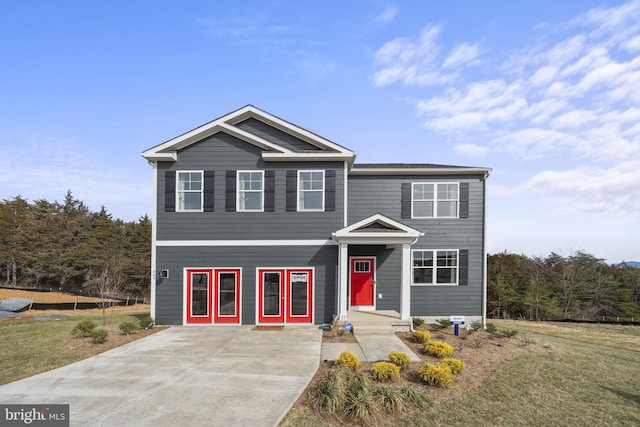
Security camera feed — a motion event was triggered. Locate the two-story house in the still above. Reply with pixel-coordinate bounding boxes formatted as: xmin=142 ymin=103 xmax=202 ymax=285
xmin=141 ymin=105 xmax=491 ymax=326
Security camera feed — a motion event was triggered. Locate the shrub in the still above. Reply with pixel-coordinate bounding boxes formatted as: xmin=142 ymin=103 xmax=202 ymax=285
xmin=441 ymin=358 xmax=465 ymax=374
xmin=419 ymin=362 xmax=453 ymax=388
xmin=424 ymin=341 xmax=454 ymax=358
xmin=388 ymin=351 xmax=411 ymax=370
xmin=371 ymin=361 xmax=400 ymax=382
xmin=71 ymin=320 xmax=97 ymax=337
xmin=119 ymin=322 xmax=137 ymax=336
xmin=90 ymin=328 xmax=108 ymax=344
xmin=486 ymin=322 xmax=497 ymax=333
xmin=500 ymin=329 xmax=518 ymax=338
xmin=470 ymin=320 xmax=483 ymax=331
xmin=312 ymin=366 xmax=348 ymax=413
xmin=412 ymin=330 xmax=431 ymax=344
xmin=412 ymin=317 xmax=424 ymax=327
xmin=436 ymin=318 xmax=450 ymax=328
xmin=335 ymin=351 xmax=360 ymax=370
xmin=138 ymin=315 xmax=154 ymax=329
xmin=399 ymin=387 xmax=429 ymax=409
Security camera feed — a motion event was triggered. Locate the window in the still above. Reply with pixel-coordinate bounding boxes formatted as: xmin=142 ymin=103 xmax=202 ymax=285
xmin=412 ymin=183 xmax=459 ymax=218
xmin=177 ymin=171 xmax=203 ymax=211
xmin=237 ymin=171 xmax=264 ymax=211
xmin=298 ymin=170 xmax=324 ymax=211
xmin=412 ymin=250 xmax=458 ymax=285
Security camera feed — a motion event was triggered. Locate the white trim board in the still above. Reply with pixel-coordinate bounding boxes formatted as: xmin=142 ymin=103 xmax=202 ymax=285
xmin=156 ymin=239 xmax=335 ymax=247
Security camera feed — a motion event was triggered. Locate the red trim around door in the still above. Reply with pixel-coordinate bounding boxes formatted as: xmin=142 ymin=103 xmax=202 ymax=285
xmin=186 ymin=269 xmax=213 ymax=323
xmin=258 ymin=269 xmax=285 ymax=323
xmin=285 ymin=269 xmax=313 ymax=323
xmin=214 ymin=269 xmax=241 ymax=323
xmin=350 ymin=257 xmax=375 ymax=307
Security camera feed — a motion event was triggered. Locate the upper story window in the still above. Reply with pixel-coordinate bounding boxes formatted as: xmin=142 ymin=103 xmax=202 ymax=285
xmin=412 ymin=183 xmax=459 ymax=218
xmin=412 ymin=249 xmax=458 ymax=285
xmin=177 ymin=171 xmax=203 ymax=212
xmin=237 ymin=171 xmax=264 ymax=212
xmin=298 ymin=170 xmax=324 ymax=211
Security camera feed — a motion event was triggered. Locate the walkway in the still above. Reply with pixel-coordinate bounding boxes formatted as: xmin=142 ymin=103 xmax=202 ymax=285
xmin=0 ymin=326 xmax=322 ymax=427
xmin=321 ymin=311 xmax=421 ymax=362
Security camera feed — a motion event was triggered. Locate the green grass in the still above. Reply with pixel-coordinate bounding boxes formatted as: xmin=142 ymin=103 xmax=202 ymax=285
xmin=0 ymin=313 xmax=149 ymax=385
xmin=282 ymin=320 xmax=640 ymax=426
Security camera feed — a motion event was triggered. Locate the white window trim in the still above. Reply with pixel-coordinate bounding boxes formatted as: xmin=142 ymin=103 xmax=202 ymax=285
xmin=176 ymin=170 xmax=204 ymax=212
xmin=237 ymin=170 xmax=264 ymax=212
xmin=411 ymin=182 xmax=459 ymax=219
xmin=411 ymin=249 xmax=459 ymax=286
xmin=297 ymin=170 xmax=325 ymax=212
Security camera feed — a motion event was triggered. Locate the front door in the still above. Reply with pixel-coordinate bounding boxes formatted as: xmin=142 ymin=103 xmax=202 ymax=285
xmin=186 ymin=269 xmax=212 ymax=323
xmin=214 ymin=269 xmax=241 ymax=323
xmin=258 ymin=270 xmax=285 ymax=323
xmin=350 ymin=257 xmax=375 ymax=307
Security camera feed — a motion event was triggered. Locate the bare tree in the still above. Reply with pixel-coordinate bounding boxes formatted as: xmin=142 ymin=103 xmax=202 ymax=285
xmin=90 ymin=263 xmax=124 ymax=325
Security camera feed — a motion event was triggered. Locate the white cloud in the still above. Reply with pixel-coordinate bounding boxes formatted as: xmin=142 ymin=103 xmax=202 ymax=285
xmin=442 ymin=43 xmax=480 ymax=69
xmin=453 ymin=143 xmax=489 ymax=157
xmin=550 ymin=109 xmax=598 ymax=129
xmin=373 ymin=5 xmax=398 ymax=24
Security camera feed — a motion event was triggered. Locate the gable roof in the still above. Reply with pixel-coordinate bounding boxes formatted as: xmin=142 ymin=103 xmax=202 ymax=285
xmin=332 ymin=213 xmax=424 ymax=245
xmin=141 ymin=105 xmax=355 ymax=163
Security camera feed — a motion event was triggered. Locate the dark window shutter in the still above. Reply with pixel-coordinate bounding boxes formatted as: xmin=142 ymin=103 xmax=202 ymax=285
xmin=203 ymin=171 xmax=215 ymax=212
xmin=325 ymin=170 xmax=336 ymax=212
xmin=459 ymin=249 xmax=469 ymax=286
xmin=459 ymin=182 xmax=469 ymax=219
xmin=164 ymin=171 xmax=176 ymax=212
xmin=225 ymin=170 xmax=236 ymax=212
xmin=401 ymin=183 xmax=411 ymax=219
xmin=264 ymin=170 xmax=275 ymax=212
xmin=286 ymin=170 xmax=297 ymax=212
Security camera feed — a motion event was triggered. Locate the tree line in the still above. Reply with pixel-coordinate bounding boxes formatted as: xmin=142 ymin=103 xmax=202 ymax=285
xmin=0 ymin=192 xmax=150 ymax=297
xmin=488 ymin=251 xmax=640 ymax=321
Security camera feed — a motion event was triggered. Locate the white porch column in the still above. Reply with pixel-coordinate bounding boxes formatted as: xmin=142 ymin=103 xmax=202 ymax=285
xmin=339 ymin=243 xmax=349 ymax=320
xmin=400 ymin=243 xmax=411 ymax=320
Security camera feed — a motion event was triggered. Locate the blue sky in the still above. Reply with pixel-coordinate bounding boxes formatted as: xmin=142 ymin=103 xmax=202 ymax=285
xmin=1 ymin=1 xmax=639 ymax=263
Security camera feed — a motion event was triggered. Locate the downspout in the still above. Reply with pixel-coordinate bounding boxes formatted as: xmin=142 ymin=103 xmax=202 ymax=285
xmin=148 ymin=160 xmax=158 ymax=321
xmin=482 ymin=172 xmax=489 ymax=328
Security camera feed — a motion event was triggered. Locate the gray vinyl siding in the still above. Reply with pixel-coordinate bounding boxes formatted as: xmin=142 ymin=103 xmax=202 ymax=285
xmin=236 ymin=118 xmax=323 ymax=151
xmin=156 ymin=131 xmax=344 ymax=240
xmin=348 ymin=174 xmax=486 ymax=317
xmin=155 ymin=245 xmax=338 ymax=325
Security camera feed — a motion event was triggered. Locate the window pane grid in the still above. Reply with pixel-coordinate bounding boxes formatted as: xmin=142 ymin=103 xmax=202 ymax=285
xmin=177 ymin=171 xmax=203 ymax=211
xmin=412 ymin=182 xmax=459 ymax=218
xmin=299 ymin=171 xmax=324 ymax=211
xmin=412 ymin=250 xmax=458 ymax=285
xmin=238 ymin=171 xmax=264 ymax=211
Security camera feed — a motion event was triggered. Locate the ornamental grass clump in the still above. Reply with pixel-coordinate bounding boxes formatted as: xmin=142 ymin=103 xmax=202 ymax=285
xmin=424 ymin=340 xmax=454 ymax=358
xmin=371 ymin=361 xmax=400 ymax=382
xmin=312 ymin=365 xmax=349 ymax=414
xmin=441 ymin=358 xmax=465 ymax=374
xmin=388 ymin=350 xmax=411 ymax=370
xmin=412 ymin=330 xmax=431 ymax=344
xmin=335 ymin=351 xmax=360 ymax=370
xmin=419 ymin=362 xmax=453 ymax=388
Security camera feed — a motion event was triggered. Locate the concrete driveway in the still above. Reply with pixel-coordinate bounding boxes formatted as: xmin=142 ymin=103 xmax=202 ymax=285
xmin=0 ymin=326 xmax=322 ymax=426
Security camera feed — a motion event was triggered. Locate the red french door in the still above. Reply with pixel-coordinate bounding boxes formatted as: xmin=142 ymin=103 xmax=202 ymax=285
xmin=350 ymin=258 xmax=375 ymax=307
xmin=186 ymin=269 xmax=212 ymax=323
xmin=286 ymin=270 xmax=313 ymax=323
xmin=214 ymin=269 xmax=241 ymax=323
xmin=258 ymin=268 xmax=314 ymax=324
xmin=258 ymin=270 xmax=285 ymax=323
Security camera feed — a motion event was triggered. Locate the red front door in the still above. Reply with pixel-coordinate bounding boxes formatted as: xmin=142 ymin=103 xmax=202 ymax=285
xmin=186 ymin=269 xmax=212 ymax=323
xmin=350 ymin=258 xmax=374 ymax=307
xmin=258 ymin=270 xmax=285 ymax=323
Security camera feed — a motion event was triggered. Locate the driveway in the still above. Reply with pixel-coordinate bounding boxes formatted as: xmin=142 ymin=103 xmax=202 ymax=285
xmin=0 ymin=326 xmax=322 ymax=426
